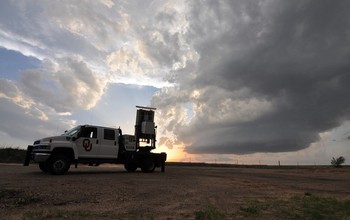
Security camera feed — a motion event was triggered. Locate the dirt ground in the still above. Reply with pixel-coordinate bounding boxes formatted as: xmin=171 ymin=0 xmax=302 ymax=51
xmin=0 ymin=164 xmax=349 ymax=219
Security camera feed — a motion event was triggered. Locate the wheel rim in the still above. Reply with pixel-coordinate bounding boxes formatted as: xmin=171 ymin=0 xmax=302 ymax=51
xmin=53 ymin=159 xmax=65 ymax=171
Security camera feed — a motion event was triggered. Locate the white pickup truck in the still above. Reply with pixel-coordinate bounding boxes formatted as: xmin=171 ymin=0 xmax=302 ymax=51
xmin=24 ymin=107 xmax=167 ymax=175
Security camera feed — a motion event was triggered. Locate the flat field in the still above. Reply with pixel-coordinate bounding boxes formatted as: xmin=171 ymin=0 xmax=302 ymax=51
xmin=0 ymin=164 xmax=349 ymax=219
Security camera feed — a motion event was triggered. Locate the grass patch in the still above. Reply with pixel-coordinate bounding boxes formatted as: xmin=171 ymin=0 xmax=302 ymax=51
xmin=0 ymin=189 xmax=41 ymax=207
xmin=240 ymin=201 xmax=259 ymax=215
xmin=195 ymin=204 xmax=225 ymax=220
xmin=287 ymin=195 xmax=350 ymax=220
xmin=237 ymin=195 xmax=350 ymax=220
xmin=22 ymin=209 xmax=115 ymax=220
xmin=14 ymin=194 xmax=41 ymax=206
xmin=23 ymin=208 xmax=161 ymax=220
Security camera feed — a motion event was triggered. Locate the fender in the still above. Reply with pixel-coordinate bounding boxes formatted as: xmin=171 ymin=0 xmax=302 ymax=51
xmin=48 ymin=139 xmax=78 ymax=160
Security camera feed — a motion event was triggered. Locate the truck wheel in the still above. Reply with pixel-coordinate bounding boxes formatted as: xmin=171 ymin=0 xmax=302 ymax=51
xmin=39 ymin=162 xmax=49 ymax=173
xmin=124 ymin=162 xmax=138 ymax=172
xmin=141 ymin=158 xmax=156 ymax=173
xmin=48 ymin=155 xmax=71 ymax=175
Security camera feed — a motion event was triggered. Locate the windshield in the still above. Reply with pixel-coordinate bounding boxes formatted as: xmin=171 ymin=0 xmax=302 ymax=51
xmin=63 ymin=126 xmax=81 ymax=136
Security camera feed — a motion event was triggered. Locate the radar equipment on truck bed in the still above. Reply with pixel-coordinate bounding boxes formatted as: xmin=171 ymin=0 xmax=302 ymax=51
xmin=135 ymin=106 xmax=157 ymax=152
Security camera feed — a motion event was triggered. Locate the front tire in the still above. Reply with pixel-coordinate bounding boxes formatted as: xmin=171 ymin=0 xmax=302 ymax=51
xmin=48 ymin=155 xmax=71 ymax=175
xmin=39 ymin=162 xmax=49 ymax=173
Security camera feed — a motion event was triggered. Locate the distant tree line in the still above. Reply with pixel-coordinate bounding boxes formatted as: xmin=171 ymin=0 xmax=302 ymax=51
xmin=0 ymin=148 xmax=26 ymax=163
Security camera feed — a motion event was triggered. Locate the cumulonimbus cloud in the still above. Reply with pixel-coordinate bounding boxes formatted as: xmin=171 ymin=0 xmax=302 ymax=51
xmin=1 ymin=0 xmax=349 ymax=153
xmin=152 ymin=0 xmax=350 ymax=154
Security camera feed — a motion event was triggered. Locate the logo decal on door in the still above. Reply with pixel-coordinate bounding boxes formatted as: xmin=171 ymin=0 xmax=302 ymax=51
xmin=83 ymin=139 xmax=92 ymax=151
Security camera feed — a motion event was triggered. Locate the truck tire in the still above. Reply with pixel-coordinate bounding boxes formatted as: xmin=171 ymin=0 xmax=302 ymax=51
xmin=124 ymin=162 xmax=138 ymax=172
xmin=48 ymin=155 xmax=71 ymax=175
xmin=141 ymin=157 xmax=156 ymax=173
xmin=39 ymin=162 xmax=49 ymax=173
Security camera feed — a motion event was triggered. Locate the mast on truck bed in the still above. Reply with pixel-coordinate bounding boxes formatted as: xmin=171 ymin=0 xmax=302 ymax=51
xmin=135 ymin=106 xmax=157 ymax=151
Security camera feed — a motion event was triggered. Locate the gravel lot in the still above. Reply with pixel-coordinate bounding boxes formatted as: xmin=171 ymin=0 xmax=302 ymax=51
xmin=0 ymin=164 xmax=349 ymax=219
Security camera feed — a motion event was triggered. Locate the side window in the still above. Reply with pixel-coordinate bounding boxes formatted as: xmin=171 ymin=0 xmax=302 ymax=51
xmin=104 ymin=129 xmax=115 ymax=140
xmin=82 ymin=127 xmax=97 ymax=138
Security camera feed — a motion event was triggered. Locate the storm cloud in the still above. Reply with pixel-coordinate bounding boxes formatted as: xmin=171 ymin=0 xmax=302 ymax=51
xmin=0 ymin=0 xmax=349 ymax=155
xmin=152 ymin=0 xmax=350 ymax=154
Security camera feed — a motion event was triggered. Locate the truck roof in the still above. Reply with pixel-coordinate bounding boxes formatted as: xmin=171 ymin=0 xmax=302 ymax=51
xmin=81 ymin=124 xmax=121 ymax=130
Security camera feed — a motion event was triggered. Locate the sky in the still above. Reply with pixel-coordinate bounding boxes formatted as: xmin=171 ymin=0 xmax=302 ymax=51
xmin=0 ymin=0 xmax=349 ymax=165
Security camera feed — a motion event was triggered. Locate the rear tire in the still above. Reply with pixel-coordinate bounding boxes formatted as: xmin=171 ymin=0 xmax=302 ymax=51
xmin=48 ymin=155 xmax=71 ymax=175
xmin=141 ymin=158 xmax=156 ymax=173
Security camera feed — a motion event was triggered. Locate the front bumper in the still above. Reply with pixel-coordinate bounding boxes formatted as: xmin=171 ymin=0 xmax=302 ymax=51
xmin=32 ymin=153 xmax=51 ymax=162
xmin=23 ymin=145 xmax=51 ymax=166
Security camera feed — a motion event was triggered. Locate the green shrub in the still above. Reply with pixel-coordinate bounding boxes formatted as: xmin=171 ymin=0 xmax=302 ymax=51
xmin=331 ymin=156 xmax=346 ymax=167
xmin=195 ymin=204 xmax=225 ymax=220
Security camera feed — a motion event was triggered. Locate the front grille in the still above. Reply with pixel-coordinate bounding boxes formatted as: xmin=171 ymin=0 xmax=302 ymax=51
xmin=33 ymin=145 xmax=50 ymax=150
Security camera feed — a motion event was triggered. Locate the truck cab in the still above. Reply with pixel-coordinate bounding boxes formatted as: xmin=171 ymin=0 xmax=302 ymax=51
xmin=72 ymin=125 xmax=123 ymax=159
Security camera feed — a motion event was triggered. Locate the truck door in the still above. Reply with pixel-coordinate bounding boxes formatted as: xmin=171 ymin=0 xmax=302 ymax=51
xmin=98 ymin=128 xmax=119 ymax=158
xmin=76 ymin=126 xmax=99 ymax=158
